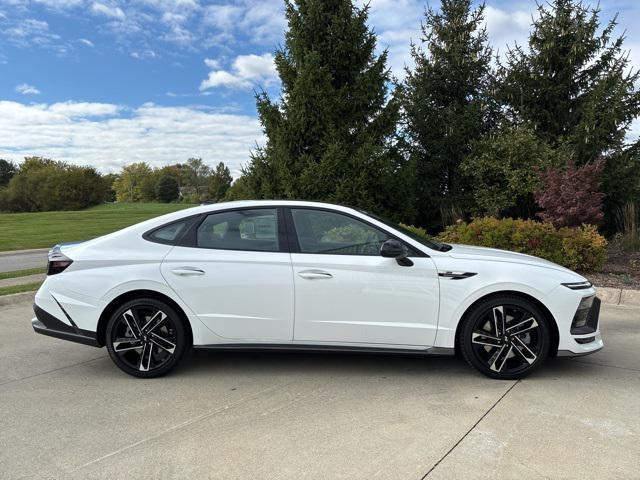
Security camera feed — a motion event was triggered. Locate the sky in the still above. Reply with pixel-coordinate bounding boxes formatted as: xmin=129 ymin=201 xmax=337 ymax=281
xmin=1 ymin=0 xmax=639 ymax=177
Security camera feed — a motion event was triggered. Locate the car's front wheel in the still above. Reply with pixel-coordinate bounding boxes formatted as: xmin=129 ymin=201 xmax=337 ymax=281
xmin=105 ymin=298 xmax=188 ymax=378
xmin=459 ymin=295 xmax=550 ymax=380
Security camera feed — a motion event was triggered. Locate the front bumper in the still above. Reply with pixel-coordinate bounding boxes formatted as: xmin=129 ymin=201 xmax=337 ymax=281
xmin=558 ymin=295 xmax=604 ymax=357
xmin=32 ymin=304 xmax=100 ymax=347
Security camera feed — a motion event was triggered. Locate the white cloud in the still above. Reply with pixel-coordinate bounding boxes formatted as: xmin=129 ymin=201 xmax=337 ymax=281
xmin=91 ymin=2 xmax=125 ymax=20
xmin=79 ymin=38 xmax=94 ymax=47
xmin=15 ymin=83 xmax=40 ymax=95
xmin=200 ymin=53 xmax=277 ymax=90
xmin=33 ymin=0 xmax=84 ymax=8
xmin=204 ymin=57 xmax=221 ymax=69
xmin=0 ymin=101 xmax=262 ymax=176
xmin=48 ymin=101 xmax=120 ymax=117
xmin=4 ymin=18 xmax=60 ymax=47
xmin=130 ymin=49 xmax=158 ymax=59
xmin=483 ymin=5 xmax=533 ymax=54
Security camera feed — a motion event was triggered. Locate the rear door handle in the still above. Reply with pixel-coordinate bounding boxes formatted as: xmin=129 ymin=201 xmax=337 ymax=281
xmin=298 ymin=269 xmax=333 ymax=280
xmin=171 ymin=267 xmax=205 ymax=276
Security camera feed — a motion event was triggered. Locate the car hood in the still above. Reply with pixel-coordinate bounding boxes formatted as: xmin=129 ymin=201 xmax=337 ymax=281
xmin=447 ymin=244 xmax=585 ymax=278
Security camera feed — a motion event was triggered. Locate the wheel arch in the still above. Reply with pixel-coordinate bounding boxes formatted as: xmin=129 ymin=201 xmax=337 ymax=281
xmin=453 ymin=290 xmax=559 ymax=358
xmin=96 ymin=289 xmax=193 ymax=348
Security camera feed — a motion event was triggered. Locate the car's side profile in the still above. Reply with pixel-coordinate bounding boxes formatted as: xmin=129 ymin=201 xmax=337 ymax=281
xmin=32 ymin=200 xmax=603 ymax=379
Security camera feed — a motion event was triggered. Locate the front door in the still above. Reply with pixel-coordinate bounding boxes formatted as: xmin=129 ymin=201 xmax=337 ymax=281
xmin=161 ymin=207 xmax=294 ymax=342
xmin=287 ymin=208 xmax=439 ymax=347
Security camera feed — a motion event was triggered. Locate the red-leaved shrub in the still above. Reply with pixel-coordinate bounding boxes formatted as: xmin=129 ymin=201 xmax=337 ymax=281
xmin=535 ymin=159 xmax=605 ymax=228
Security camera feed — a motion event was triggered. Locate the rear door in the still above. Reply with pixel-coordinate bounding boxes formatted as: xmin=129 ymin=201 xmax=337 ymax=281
xmin=160 ymin=207 xmax=294 ymax=342
xmin=287 ymin=207 xmax=440 ymax=347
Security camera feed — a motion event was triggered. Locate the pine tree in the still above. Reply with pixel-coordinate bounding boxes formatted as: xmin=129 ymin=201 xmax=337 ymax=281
xmin=501 ymin=0 xmax=640 ymax=164
xmin=244 ymin=0 xmax=412 ymax=220
xmin=399 ymin=0 xmax=495 ymax=230
xmin=208 ymin=162 xmax=233 ymax=202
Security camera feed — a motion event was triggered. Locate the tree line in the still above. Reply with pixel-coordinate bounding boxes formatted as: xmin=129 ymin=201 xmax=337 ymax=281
xmin=241 ymin=0 xmax=640 ymax=237
xmin=0 ymin=157 xmax=236 ymax=212
xmin=1 ymin=0 xmax=639 ymax=241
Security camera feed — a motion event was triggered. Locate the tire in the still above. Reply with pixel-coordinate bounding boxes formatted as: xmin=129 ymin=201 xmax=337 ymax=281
xmin=458 ymin=295 xmax=551 ymax=380
xmin=105 ymin=298 xmax=188 ymax=378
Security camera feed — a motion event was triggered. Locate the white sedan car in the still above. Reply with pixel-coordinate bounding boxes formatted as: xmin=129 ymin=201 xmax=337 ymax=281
xmin=32 ymin=200 xmax=603 ymax=379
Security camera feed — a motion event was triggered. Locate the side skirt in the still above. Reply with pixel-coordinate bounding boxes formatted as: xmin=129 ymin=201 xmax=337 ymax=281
xmin=194 ymin=343 xmax=455 ymax=356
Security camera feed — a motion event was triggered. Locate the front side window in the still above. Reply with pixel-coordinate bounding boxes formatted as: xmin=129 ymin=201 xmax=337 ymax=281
xmin=197 ymin=209 xmax=279 ymax=252
xmin=291 ymin=209 xmax=390 ymax=256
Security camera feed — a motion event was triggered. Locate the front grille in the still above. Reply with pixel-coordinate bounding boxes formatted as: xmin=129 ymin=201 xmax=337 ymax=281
xmin=571 ymin=296 xmax=600 ymax=335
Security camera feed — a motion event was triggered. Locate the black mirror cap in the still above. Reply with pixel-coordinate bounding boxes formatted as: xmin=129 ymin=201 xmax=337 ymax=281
xmin=380 ymin=239 xmax=407 ymax=258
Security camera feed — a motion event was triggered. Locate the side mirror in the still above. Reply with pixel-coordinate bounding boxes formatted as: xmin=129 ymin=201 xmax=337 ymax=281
xmin=380 ymin=239 xmax=413 ymax=266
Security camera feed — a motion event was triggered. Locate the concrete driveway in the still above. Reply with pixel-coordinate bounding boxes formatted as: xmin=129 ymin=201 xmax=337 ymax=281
xmin=0 ymin=299 xmax=638 ymax=479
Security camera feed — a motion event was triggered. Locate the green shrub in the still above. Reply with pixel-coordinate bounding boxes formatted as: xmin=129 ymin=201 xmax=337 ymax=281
xmin=436 ymin=217 xmax=607 ymax=272
xmin=399 ymin=223 xmax=432 ymax=240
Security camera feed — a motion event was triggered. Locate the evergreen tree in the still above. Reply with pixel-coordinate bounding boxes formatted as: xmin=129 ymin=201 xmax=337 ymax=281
xmin=399 ymin=0 xmax=495 ymax=230
xmin=244 ymin=0 xmax=412 ymax=220
xmin=500 ymin=0 xmax=640 ymax=164
xmin=0 ymin=159 xmax=16 ymax=187
xmin=208 ymin=162 xmax=233 ymax=202
xmin=156 ymin=175 xmax=180 ymax=203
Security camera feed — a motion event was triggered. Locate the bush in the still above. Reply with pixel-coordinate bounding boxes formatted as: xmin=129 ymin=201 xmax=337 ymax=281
xmin=436 ymin=217 xmax=607 ymax=271
xmin=0 ymin=157 xmax=106 ymax=212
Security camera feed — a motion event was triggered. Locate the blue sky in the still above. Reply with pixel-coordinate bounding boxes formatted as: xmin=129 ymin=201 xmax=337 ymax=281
xmin=1 ymin=0 xmax=639 ymax=176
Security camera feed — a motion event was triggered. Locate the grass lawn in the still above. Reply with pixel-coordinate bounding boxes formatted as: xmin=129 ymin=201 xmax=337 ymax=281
xmin=0 ymin=203 xmax=196 ymax=252
xmin=0 ymin=267 xmax=46 ymax=280
xmin=0 ymin=282 xmax=42 ymax=296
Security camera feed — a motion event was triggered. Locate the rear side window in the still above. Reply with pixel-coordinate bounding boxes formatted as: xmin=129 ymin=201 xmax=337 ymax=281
xmin=197 ymin=209 xmax=279 ymax=252
xmin=146 ymin=220 xmax=188 ymax=245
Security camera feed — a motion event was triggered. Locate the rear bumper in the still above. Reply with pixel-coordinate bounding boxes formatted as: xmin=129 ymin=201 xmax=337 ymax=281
xmin=32 ymin=304 xmax=100 ymax=347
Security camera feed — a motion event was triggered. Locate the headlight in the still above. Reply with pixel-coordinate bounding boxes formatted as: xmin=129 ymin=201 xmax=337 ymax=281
xmin=562 ymin=281 xmax=592 ymax=290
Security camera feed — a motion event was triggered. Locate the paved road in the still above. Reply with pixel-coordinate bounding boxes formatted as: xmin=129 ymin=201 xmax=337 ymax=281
xmin=1 ymin=299 xmax=638 ymax=479
xmin=0 ymin=249 xmax=48 ymax=273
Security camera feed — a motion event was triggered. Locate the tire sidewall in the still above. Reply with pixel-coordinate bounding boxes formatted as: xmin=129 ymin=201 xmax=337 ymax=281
xmin=460 ymin=296 xmax=551 ymax=380
xmin=105 ymin=298 xmax=187 ymax=378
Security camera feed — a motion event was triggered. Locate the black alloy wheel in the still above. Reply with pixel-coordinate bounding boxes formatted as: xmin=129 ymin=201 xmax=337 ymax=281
xmin=459 ymin=295 xmax=550 ymax=379
xmin=106 ymin=298 xmax=187 ymax=378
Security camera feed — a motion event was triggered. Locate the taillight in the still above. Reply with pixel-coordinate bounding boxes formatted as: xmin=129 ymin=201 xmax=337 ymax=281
xmin=47 ymin=245 xmax=73 ymax=275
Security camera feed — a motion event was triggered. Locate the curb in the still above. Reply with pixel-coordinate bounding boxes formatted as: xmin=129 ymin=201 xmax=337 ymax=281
xmin=0 ymin=291 xmax=35 ymax=308
xmin=0 ymin=248 xmax=49 ymax=256
xmin=596 ymin=286 xmax=640 ymax=307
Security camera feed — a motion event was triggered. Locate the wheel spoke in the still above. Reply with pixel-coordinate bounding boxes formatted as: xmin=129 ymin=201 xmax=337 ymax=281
xmin=141 ymin=310 xmax=167 ymax=334
xmin=492 ymin=306 xmax=505 ymax=336
xmin=113 ymin=338 xmax=143 ymax=352
xmin=488 ymin=344 xmax=512 ymax=372
xmin=506 ymin=317 xmax=538 ymax=335
xmin=122 ymin=309 xmax=142 ymax=339
xmin=150 ymin=333 xmax=176 ymax=354
xmin=138 ymin=342 xmax=153 ymax=371
xmin=512 ymin=336 xmax=537 ymax=365
xmin=472 ymin=331 xmax=502 ymax=347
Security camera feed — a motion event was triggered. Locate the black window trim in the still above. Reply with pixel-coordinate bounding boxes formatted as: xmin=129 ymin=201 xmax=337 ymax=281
xmin=147 ymin=206 xmax=289 ymax=253
xmin=283 ymin=206 xmax=428 ymax=258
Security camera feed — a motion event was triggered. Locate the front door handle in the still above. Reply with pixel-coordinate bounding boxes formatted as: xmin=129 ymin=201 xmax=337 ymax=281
xmin=298 ymin=269 xmax=333 ymax=280
xmin=171 ymin=267 xmax=205 ymax=276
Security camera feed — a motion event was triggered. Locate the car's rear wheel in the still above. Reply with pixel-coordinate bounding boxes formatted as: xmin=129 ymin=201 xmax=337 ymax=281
xmin=459 ymin=295 xmax=550 ymax=380
xmin=105 ymin=298 xmax=187 ymax=378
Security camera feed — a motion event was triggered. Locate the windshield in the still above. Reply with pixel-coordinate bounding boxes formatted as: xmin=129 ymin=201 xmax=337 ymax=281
xmin=358 ymin=210 xmax=452 ymax=252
